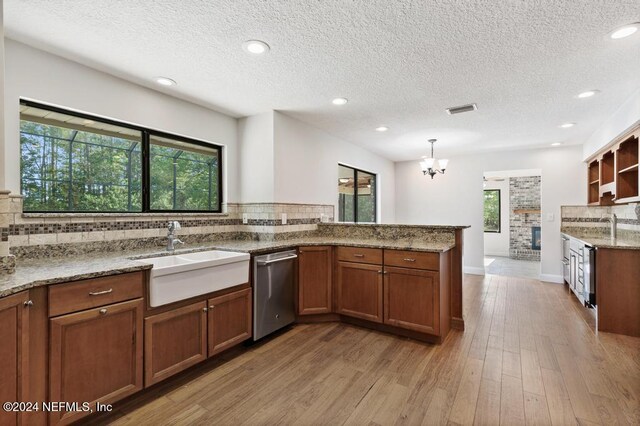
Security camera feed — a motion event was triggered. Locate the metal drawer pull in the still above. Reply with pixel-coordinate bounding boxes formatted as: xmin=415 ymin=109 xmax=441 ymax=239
xmin=353 ymin=254 xmax=365 ymax=258
xmin=23 ymin=300 xmax=34 ymax=307
xmin=257 ymin=254 xmax=298 ymax=266
xmin=89 ymin=288 xmax=113 ymax=296
xmin=99 ymin=308 xmax=107 ymax=315
xmin=403 ymin=258 xmax=416 ymax=262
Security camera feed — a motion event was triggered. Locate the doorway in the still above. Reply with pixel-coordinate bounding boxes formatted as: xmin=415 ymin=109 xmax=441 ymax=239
xmin=483 ymin=169 xmax=541 ymax=279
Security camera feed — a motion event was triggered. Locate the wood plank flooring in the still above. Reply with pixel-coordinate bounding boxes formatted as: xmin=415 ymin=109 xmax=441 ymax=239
xmin=91 ymin=274 xmax=640 ymax=425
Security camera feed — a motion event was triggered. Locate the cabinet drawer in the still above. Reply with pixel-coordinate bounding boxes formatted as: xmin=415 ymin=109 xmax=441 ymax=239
xmin=49 ymin=271 xmax=144 ymax=317
xmin=384 ymin=250 xmax=439 ymax=271
xmin=336 ymin=246 xmax=382 ymax=265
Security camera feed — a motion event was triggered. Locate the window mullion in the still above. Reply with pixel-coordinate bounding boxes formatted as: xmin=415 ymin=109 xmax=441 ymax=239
xmin=142 ymin=131 xmax=150 ymax=212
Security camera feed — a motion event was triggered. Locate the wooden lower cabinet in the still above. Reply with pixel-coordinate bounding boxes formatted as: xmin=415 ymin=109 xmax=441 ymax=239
xmin=49 ymin=298 xmax=143 ymax=425
xmin=144 ymin=301 xmax=207 ymax=387
xmin=0 ymin=291 xmax=30 ymax=426
xmin=298 ymin=246 xmax=332 ymax=315
xmin=336 ymin=261 xmax=383 ymax=323
xmin=383 ymin=266 xmax=439 ymax=334
xmin=208 ymin=288 xmax=252 ymax=357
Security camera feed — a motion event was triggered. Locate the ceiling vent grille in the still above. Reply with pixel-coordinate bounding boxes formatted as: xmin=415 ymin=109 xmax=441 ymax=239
xmin=446 ymin=103 xmax=477 ymax=115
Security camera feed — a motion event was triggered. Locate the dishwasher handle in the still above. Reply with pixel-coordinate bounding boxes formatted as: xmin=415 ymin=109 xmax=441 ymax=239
xmin=257 ymin=254 xmax=298 ymax=266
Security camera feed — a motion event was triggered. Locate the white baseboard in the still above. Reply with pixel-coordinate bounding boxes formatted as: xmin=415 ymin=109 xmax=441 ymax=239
xmin=464 ymin=266 xmax=486 ymax=275
xmin=539 ymin=274 xmax=564 ymax=284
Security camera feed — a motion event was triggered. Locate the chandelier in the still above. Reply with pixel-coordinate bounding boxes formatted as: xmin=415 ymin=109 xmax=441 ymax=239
xmin=420 ymin=139 xmax=449 ymax=179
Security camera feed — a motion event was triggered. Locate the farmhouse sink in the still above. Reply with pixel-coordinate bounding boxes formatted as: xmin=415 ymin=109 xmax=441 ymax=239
xmin=136 ymin=250 xmax=250 ymax=307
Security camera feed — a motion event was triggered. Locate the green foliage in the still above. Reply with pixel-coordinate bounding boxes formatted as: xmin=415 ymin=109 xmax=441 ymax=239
xmin=20 ymin=120 xmax=219 ymax=212
xmin=149 ymin=144 xmax=219 ymax=211
xmin=484 ymin=189 xmax=500 ymax=232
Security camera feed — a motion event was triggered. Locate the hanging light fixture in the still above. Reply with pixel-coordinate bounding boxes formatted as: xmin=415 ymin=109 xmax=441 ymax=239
xmin=419 ymin=139 xmax=449 ymax=179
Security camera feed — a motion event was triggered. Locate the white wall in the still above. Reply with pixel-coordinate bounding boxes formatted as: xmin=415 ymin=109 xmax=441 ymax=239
xmin=483 ymin=179 xmax=509 ymax=257
xmin=583 ymin=89 xmax=640 ymax=160
xmin=237 ymin=111 xmax=274 ymax=202
xmin=395 ymin=145 xmax=586 ymax=281
xmin=3 ymin=40 xmax=240 ymax=201
xmin=273 ymin=111 xmax=396 ymax=223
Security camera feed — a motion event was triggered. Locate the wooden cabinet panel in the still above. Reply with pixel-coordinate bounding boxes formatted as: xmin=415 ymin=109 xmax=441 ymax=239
xmin=49 ymin=298 xmax=143 ymax=425
xmin=208 ymin=288 xmax=252 ymax=357
xmin=384 ymin=266 xmax=439 ymax=334
xmin=144 ymin=301 xmax=207 ymax=387
xmin=0 ymin=291 xmax=30 ymax=426
xmin=336 ymin=261 xmax=383 ymax=323
xmin=384 ymin=249 xmax=439 ymax=271
xmin=336 ymin=246 xmax=382 ymax=265
xmin=298 ymin=246 xmax=332 ymax=315
xmin=596 ymin=248 xmax=640 ymax=337
xmin=49 ymin=272 xmax=144 ymax=317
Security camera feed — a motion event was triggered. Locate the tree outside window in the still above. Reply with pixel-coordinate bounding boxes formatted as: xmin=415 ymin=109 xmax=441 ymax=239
xmin=484 ymin=189 xmax=501 ymax=233
xmin=19 ymin=101 xmax=222 ymax=213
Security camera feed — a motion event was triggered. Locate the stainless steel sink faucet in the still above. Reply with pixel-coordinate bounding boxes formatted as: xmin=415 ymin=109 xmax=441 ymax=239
xmin=167 ymin=221 xmax=184 ymax=251
xmin=609 ymin=213 xmax=617 ymax=240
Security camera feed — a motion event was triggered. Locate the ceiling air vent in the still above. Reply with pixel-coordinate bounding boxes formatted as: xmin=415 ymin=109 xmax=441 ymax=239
xmin=445 ymin=103 xmax=477 ymax=115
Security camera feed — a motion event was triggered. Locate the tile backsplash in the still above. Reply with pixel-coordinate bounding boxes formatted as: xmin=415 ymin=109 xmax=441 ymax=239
xmin=0 ymin=196 xmax=334 ymax=259
xmin=561 ymin=203 xmax=640 ymax=234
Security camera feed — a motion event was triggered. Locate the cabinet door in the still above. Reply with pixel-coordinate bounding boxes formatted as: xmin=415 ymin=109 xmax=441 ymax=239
xmin=49 ymin=299 xmax=143 ymax=425
xmin=208 ymin=288 xmax=252 ymax=357
xmin=298 ymin=246 xmax=332 ymax=315
xmin=336 ymin=261 xmax=383 ymax=323
xmin=144 ymin=301 xmax=207 ymax=387
xmin=384 ymin=266 xmax=439 ymax=335
xmin=0 ymin=291 xmax=30 ymax=426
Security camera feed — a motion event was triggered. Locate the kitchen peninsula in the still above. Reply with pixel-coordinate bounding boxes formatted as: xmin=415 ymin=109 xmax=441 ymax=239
xmin=0 ymin=222 xmax=467 ymax=425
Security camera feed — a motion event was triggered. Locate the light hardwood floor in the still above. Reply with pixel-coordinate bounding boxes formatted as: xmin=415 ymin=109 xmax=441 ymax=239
xmin=92 ymin=274 xmax=640 ymax=425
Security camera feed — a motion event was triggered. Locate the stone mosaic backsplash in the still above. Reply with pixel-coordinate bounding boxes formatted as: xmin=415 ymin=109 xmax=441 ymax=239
xmin=0 ymin=195 xmax=334 ymax=257
xmin=561 ymin=203 xmax=640 ymax=233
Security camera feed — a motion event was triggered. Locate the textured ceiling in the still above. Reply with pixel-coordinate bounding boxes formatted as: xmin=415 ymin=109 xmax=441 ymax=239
xmin=5 ymin=0 xmax=640 ymax=161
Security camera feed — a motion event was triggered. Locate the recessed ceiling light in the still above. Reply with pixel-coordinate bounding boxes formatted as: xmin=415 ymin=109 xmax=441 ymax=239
xmin=153 ymin=77 xmax=177 ymax=86
xmin=242 ymin=40 xmax=270 ymax=54
xmin=375 ymin=126 xmax=388 ymax=132
xmin=551 ymin=142 xmax=562 ymax=146
xmin=577 ymin=90 xmax=599 ymax=98
xmin=559 ymin=122 xmax=575 ymax=128
xmin=610 ymin=23 xmax=639 ymax=39
xmin=339 ymin=178 xmax=350 ymax=183
xmin=332 ymin=97 xmax=348 ymax=106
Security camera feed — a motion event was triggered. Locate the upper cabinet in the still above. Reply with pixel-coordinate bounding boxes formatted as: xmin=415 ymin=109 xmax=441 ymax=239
xmin=587 ymin=126 xmax=639 ymax=205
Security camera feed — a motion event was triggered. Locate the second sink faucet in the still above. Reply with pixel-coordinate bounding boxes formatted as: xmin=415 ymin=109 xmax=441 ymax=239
xmin=167 ymin=221 xmax=184 ymax=251
xmin=609 ymin=213 xmax=617 ymax=240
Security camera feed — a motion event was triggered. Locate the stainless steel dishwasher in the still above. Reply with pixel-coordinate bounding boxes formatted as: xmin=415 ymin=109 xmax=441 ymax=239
xmin=253 ymin=250 xmax=297 ymax=340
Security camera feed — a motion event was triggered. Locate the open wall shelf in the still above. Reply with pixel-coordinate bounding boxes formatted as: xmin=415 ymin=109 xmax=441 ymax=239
xmin=588 ymin=160 xmax=599 ymax=204
xmin=616 ymin=136 xmax=639 ymax=201
xmin=587 ymin=128 xmax=640 ymax=205
xmin=601 ymin=151 xmax=615 ymax=185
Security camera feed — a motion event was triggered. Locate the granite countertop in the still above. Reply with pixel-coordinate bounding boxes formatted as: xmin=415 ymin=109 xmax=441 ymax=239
xmin=0 ymin=236 xmax=455 ymax=298
xmin=561 ymin=230 xmax=640 ymax=250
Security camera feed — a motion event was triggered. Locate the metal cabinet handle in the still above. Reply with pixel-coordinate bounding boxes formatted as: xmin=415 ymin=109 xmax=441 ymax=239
xmin=23 ymin=300 xmax=34 ymax=307
xmin=209 ymin=305 xmax=215 ymax=309
xmin=203 ymin=307 xmax=209 ymax=312
xmin=99 ymin=308 xmax=107 ymax=315
xmin=403 ymin=258 xmax=416 ymax=262
xmin=353 ymin=254 xmax=365 ymax=258
xmin=89 ymin=288 xmax=113 ymax=296
xmin=378 ymin=270 xmax=383 ymax=274
xmin=257 ymin=254 xmax=298 ymax=266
